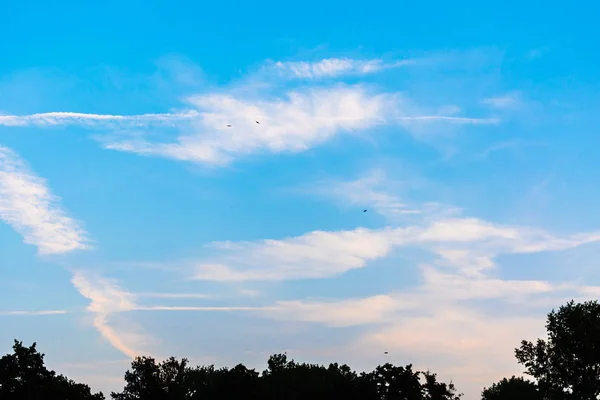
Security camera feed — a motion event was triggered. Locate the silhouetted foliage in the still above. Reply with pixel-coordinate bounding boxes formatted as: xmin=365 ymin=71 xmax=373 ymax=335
xmin=0 ymin=338 xmax=465 ymax=400
xmin=108 ymin=352 xmax=462 ymax=400
xmin=514 ymin=300 xmax=600 ymax=399
xmin=481 ymin=376 xmax=542 ymax=400
xmin=422 ymin=370 xmax=462 ymax=400
xmin=0 ymin=340 xmax=104 ymax=400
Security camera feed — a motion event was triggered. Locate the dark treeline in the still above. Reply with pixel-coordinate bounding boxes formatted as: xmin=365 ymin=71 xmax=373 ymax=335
xmin=2 ymin=300 xmax=600 ymax=400
xmin=0 ymin=343 xmax=461 ymax=400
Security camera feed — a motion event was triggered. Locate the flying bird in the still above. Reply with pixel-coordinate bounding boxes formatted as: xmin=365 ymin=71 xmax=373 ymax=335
xmin=226 ymin=124 xmax=232 ymax=127
xmin=363 ymin=209 xmax=367 ymax=212
xmin=256 ymin=121 xmax=260 ymax=124
xmin=384 ymin=352 xmax=388 ymax=354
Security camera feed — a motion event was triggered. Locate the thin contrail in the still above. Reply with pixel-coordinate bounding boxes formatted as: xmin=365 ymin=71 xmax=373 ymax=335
xmin=0 ymin=110 xmax=200 ymax=127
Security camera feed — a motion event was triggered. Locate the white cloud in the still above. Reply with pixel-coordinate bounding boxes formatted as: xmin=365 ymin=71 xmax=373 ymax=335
xmin=267 ymin=57 xmax=414 ymax=79
xmin=318 ymin=169 xmax=421 ymax=218
xmin=71 ymin=271 xmax=156 ymax=358
xmin=194 ymin=227 xmax=404 ymax=281
xmin=417 ymin=217 xmax=520 ymax=243
xmin=310 ymin=170 xmax=462 ymax=223
xmin=1 ymin=55 xmax=500 ymax=167
xmin=397 ymin=116 xmax=498 ymax=124
xmin=0 ymin=146 xmax=90 ymax=254
xmin=474 ymin=139 xmax=546 ymax=159
xmin=102 ymin=85 xmax=395 ymax=165
xmin=102 ymin=87 xmax=497 ymax=165
xmin=481 ymin=92 xmax=522 ymax=109
xmin=418 ymin=265 xmax=561 ymax=301
xmin=0 ymin=111 xmax=198 ymax=127
xmin=314 ymin=169 xmax=600 ymax=273
xmin=0 ymin=310 xmax=67 ymax=316
xmin=360 ymin=307 xmax=542 ymax=356
xmin=133 ymin=305 xmax=268 ymax=312
xmin=193 ymin=215 xmax=600 ymax=281
xmin=2 ymin=92 xmax=498 ymax=169
xmin=71 ymin=271 xmax=137 ymax=314
xmin=195 ymin=170 xmax=600 ymax=282
xmin=135 ymin=292 xmax=212 ymax=299
xmin=264 ymin=295 xmax=408 ymax=327
xmin=70 ymin=271 xmax=273 ymax=358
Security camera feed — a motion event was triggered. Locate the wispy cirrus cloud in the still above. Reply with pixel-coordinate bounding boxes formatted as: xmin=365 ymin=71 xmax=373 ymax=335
xmin=0 ymin=310 xmax=67 ymax=316
xmin=309 ymin=169 xmax=461 ymax=223
xmin=102 ymin=85 xmax=395 ymax=165
xmin=265 ymin=57 xmax=415 ymax=79
xmin=194 ymin=227 xmax=403 ymax=281
xmin=481 ymin=91 xmax=523 ymax=109
xmin=474 ymin=139 xmax=546 ymax=159
xmin=71 ymin=271 xmax=155 ymax=359
xmin=189 ymin=168 xmax=600 ymax=282
xmin=0 ymin=100 xmax=497 ymax=168
xmin=1 ymin=53 xmax=500 ymax=168
xmin=191 ymin=218 xmax=600 ymax=282
xmin=264 ymin=295 xmax=406 ymax=327
xmin=100 ymin=84 xmax=497 ymax=165
xmin=0 ymin=146 xmax=90 ymax=254
xmin=0 ymin=111 xmax=198 ymax=127
xmin=70 ymin=270 xmax=268 ymax=358
xmin=135 ymin=292 xmax=212 ymax=299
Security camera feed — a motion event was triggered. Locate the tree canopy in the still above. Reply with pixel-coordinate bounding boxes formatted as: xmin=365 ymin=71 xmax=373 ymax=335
xmin=480 ymin=376 xmax=542 ymax=400
xmin=482 ymin=299 xmax=600 ymax=399
xmin=0 ymin=340 xmax=462 ymax=400
xmin=110 ymin=353 xmax=462 ymax=400
xmin=514 ymin=299 xmax=600 ymax=399
xmin=0 ymin=340 xmax=104 ymax=400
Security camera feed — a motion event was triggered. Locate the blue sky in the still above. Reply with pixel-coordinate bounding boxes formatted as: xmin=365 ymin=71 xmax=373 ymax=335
xmin=1 ymin=1 xmax=600 ymax=398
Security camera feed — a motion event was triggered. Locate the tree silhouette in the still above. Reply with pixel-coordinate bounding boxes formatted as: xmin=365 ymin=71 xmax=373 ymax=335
xmin=0 ymin=339 xmax=466 ymax=399
xmin=108 ymin=351 xmax=462 ymax=400
xmin=514 ymin=300 xmax=600 ymax=399
xmin=421 ymin=371 xmax=462 ymax=400
xmin=481 ymin=376 xmax=542 ymax=400
xmin=110 ymin=356 xmax=195 ymax=399
xmin=371 ymin=363 xmax=423 ymax=399
xmin=0 ymin=340 xmax=104 ymax=400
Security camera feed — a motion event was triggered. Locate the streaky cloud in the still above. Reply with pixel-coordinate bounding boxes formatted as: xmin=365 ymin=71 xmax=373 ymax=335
xmin=101 ymin=85 xmax=497 ymax=166
xmin=0 ymin=146 xmax=90 ymax=254
xmin=135 ymin=292 xmax=212 ymax=299
xmin=71 ymin=271 xmax=156 ymax=359
xmin=0 ymin=310 xmax=67 ymax=316
xmin=267 ymin=57 xmax=415 ymax=79
xmin=190 ymin=171 xmax=600 ymax=282
xmin=0 ymin=111 xmax=199 ymax=127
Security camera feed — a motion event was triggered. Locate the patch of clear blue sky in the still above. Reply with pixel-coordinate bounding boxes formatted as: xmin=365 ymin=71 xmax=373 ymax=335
xmin=1 ymin=0 xmax=600 ymax=397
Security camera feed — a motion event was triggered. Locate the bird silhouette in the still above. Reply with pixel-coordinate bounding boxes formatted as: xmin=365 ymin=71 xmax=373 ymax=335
xmin=363 ymin=209 xmax=367 ymax=212
xmin=384 ymin=352 xmax=388 ymax=354
xmin=227 ymin=124 xmax=232 ymax=127
xmin=256 ymin=121 xmax=260 ymax=124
